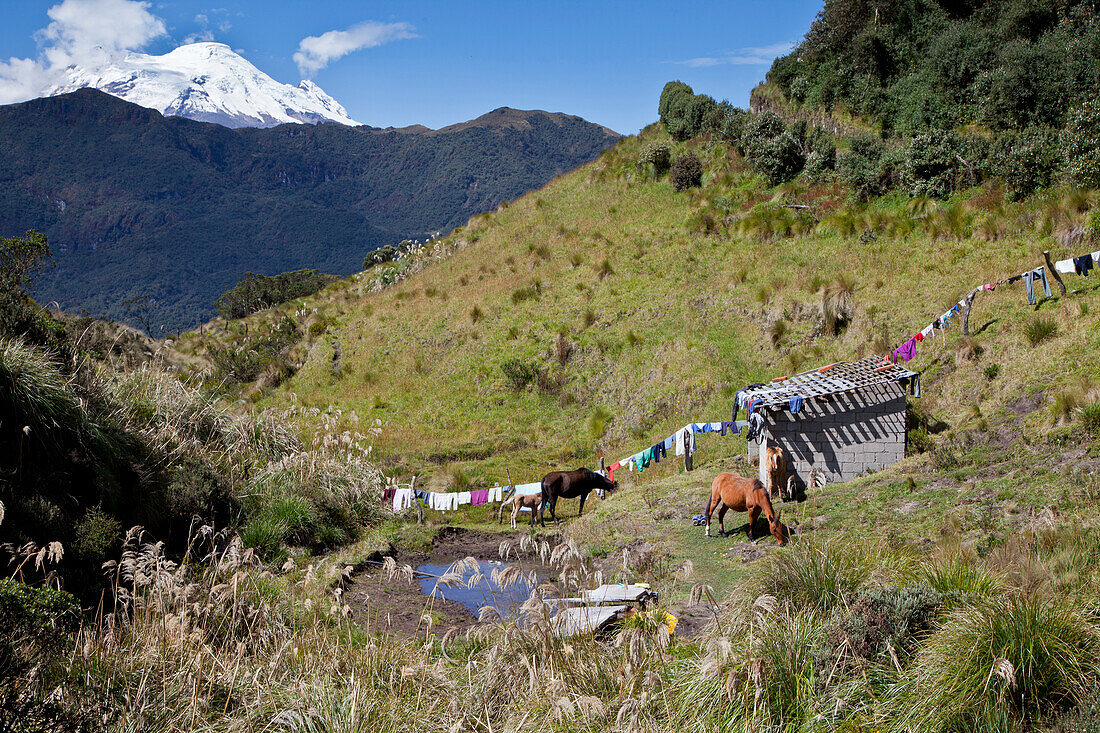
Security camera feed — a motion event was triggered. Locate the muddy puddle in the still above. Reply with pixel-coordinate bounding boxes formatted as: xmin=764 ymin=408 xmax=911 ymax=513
xmin=415 ymin=558 xmax=541 ymax=618
xmin=345 ymin=528 xmax=550 ymax=636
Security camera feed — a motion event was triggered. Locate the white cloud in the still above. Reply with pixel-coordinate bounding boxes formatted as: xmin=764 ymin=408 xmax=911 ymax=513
xmin=678 ymin=42 xmax=796 ymax=68
xmin=183 ymin=28 xmax=216 ymax=44
xmin=293 ymin=21 xmax=415 ymax=77
xmin=39 ymin=0 xmax=166 ymax=67
xmin=185 ymin=9 xmax=228 ymax=45
xmin=0 ymin=0 xmax=165 ymax=104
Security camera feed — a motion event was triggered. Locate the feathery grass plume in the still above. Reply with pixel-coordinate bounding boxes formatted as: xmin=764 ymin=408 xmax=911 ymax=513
xmin=888 ymin=595 xmax=1100 ymax=732
xmin=822 ymin=274 xmax=857 ymax=336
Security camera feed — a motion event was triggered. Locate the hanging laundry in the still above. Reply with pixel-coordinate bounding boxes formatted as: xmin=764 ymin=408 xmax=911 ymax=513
xmin=392 ymin=488 xmax=412 ymax=512
xmin=1074 ymin=254 xmax=1094 ymax=276
xmin=457 ymin=491 xmax=472 ymax=506
xmin=608 ymin=461 xmax=622 ymax=481
xmin=1022 ymin=267 xmax=1052 ymax=305
xmin=1056 ymin=258 xmax=1075 ymax=275
xmin=636 ymin=446 xmax=655 ymax=472
xmin=893 ymin=337 xmax=918 ymax=363
xmin=789 ymin=395 xmax=803 ymax=414
xmin=653 ymin=441 xmax=666 ymax=463
xmin=383 ymin=487 xmax=396 ymax=501
xmin=414 ymin=489 xmax=430 ymax=505
xmin=745 ymin=413 xmax=765 ymax=444
xmin=488 ymin=485 xmax=503 ymax=503
xmin=471 ymin=489 xmax=489 ymax=506
xmin=920 ymin=324 xmax=933 ymax=340
xmin=675 ymin=425 xmax=695 ymax=456
xmin=515 ymin=482 xmax=542 ymax=496
xmin=663 ymin=434 xmax=676 ymax=451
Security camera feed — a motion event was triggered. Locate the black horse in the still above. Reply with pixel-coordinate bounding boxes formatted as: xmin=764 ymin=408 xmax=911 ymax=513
xmin=539 ymin=468 xmax=616 ymax=526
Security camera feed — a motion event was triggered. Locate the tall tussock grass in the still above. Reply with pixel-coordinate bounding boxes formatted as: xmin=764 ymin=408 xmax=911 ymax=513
xmin=11 ymin=525 xmax=1100 ymax=732
xmin=887 ymin=595 xmax=1100 ymax=732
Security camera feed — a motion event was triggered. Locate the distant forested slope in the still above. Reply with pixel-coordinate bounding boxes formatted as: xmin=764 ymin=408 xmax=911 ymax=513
xmin=0 ymin=90 xmax=619 ymax=330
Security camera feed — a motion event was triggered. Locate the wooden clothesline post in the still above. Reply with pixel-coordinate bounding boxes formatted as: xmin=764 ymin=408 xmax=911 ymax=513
xmin=1044 ymin=250 xmax=1067 ymax=296
xmin=962 ymin=291 xmax=976 ymax=337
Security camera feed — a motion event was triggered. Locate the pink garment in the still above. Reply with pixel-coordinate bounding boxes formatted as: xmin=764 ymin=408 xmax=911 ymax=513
xmin=893 ymin=337 xmax=918 ymax=363
xmin=470 ymin=488 xmax=489 ymax=506
xmin=608 ymin=461 xmax=622 ymax=482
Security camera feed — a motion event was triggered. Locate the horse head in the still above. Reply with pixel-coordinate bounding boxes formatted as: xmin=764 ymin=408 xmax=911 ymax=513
xmin=769 ymin=511 xmax=788 ymax=546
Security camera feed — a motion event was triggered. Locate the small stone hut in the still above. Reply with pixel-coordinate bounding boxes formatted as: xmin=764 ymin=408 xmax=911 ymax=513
xmin=739 ymin=357 xmax=920 ymax=486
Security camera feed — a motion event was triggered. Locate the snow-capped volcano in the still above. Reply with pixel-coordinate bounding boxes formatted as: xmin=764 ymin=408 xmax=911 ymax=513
xmin=47 ymin=42 xmax=359 ymax=129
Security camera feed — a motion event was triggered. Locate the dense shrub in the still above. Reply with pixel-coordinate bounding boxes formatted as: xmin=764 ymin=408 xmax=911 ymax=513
xmin=164 ymin=460 xmax=238 ymax=542
xmin=768 ymin=1 xmax=1100 ymax=135
xmin=658 ymin=81 xmax=694 ymax=126
xmin=740 ymin=111 xmax=786 ymax=160
xmin=658 ymin=81 xmax=715 ymax=141
xmin=501 ymin=359 xmax=538 ymax=390
xmin=1063 ymin=101 xmax=1100 ymax=189
xmin=819 ymin=584 xmax=942 ymax=674
xmin=905 ymin=130 xmax=963 ymax=198
xmin=670 ymin=152 xmax=703 ymax=191
xmin=718 ymin=106 xmax=748 ymax=145
xmin=211 ymin=318 xmax=301 ymax=384
xmin=755 ymin=133 xmax=806 ymax=185
xmin=994 ymin=128 xmax=1061 ymax=200
xmin=72 ymin=507 xmax=122 ymax=564
xmin=214 ymin=269 xmax=332 ymax=320
xmin=0 ymin=230 xmax=64 ymax=347
xmin=838 ymin=134 xmax=888 ymax=201
xmin=637 ymin=142 xmax=671 ymax=177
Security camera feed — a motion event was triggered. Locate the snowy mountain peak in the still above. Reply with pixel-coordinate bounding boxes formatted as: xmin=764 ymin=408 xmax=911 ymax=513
xmin=47 ymin=42 xmax=359 ymax=129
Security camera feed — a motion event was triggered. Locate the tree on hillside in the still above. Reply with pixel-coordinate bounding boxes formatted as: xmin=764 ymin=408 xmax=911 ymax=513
xmin=0 ymin=230 xmax=51 ymax=291
xmin=0 ymin=230 xmax=58 ymax=344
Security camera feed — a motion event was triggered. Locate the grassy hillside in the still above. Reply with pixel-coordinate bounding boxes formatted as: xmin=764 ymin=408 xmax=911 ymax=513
xmin=177 ymin=125 xmax=1100 ymax=489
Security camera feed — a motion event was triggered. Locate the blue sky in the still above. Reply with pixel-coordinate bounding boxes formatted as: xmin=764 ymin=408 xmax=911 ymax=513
xmin=0 ymin=0 xmax=823 ymax=134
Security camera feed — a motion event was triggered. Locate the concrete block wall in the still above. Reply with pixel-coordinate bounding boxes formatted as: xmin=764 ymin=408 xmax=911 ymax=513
xmin=760 ymin=382 xmax=907 ymax=485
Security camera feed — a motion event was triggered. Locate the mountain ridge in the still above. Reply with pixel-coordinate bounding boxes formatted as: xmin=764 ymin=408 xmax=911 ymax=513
xmin=0 ymin=89 xmax=621 ymax=329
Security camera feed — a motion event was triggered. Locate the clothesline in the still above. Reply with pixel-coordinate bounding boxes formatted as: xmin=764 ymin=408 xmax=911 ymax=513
xmin=384 ymin=420 xmax=744 ymax=513
xmin=888 ymin=247 xmax=1098 ymax=366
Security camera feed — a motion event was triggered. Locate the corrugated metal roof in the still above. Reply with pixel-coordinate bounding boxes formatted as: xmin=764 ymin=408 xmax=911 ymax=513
xmin=740 ymin=356 xmax=918 ymax=408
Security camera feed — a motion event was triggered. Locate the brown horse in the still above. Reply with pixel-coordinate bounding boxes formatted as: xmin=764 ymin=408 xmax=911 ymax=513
xmin=497 ymin=492 xmax=543 ymax=528
xmin=539 ymin=468 xmax=617 ymax=526
xmin=765 ymin=445 xmax=787 ymax=499
xmin=704 ymin=472 xmax=787 ymax=545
